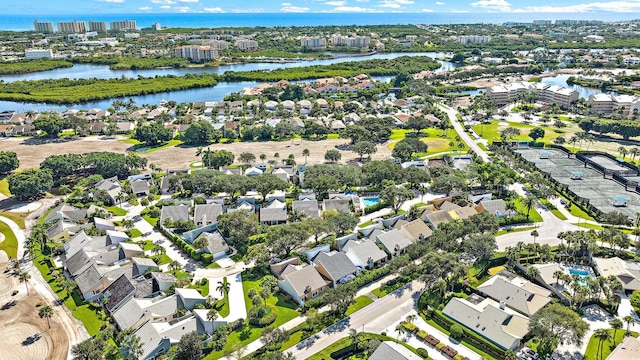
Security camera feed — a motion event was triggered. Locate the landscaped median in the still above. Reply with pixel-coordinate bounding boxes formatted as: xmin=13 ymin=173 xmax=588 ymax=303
xmin=306 ymin=332 xmax=427 ymax=360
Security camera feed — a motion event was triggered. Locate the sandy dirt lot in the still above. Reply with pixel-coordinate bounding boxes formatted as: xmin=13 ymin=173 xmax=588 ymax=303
xmin=2 ymin=136 xmax=394 ymax=171
xmin=0 ymin=261 xmax=69 ymax=360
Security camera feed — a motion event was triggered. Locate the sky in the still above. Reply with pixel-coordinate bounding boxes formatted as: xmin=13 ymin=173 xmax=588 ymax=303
xmin=4 ymin=0 xmax=640 ymax=14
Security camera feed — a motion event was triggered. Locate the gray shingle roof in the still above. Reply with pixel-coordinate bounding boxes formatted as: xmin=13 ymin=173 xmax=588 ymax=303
xmin=102 ymin=274 xmax=135 ymax=313
xmin=160 ymin=205 xmax=189 ymax=225
xmin=369 ymin=341 xmax=422 ymax=360
xmin=66 ymin=249 xmax=93 ymax=277
xmin=376 ymin=229 xmax=413 ymax=254
xmin=313 ymin=251 xmax=357 ymax=282
xmin=112 ymin=297 xmax=144 ymax=331
xmin=292 ymin=199 xmax=320 ymax=218
xmin=75 ymin=264 xmax=103 ymax=294
xmin=323 ymin=199 xmax=351 ymax=213
xmin=344 ymin=240 xmax=387 ymax=264
xmin=283 ymin=265 xmax=330 ymax=298
xmin=196 ymin=231 xmax=229 ymax=255
xmin=260 ymin=207 xmax=287 ymax=222
xmin=131 ymin=179 xmax=150 ymax=194
xmin=194 ymin=203 xmax=223 ymax=224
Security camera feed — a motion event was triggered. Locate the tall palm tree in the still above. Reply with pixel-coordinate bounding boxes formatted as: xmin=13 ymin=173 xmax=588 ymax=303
xmin=19 ymin=271 xmax=31 ymax=295
xmin=610 ymin=318 xmax=623 ymax=345
xmin=348 ymin=328 xmax=360 ymax=350
xmin=623 ymin=315 xmax=635 ymax=335
xmin=521 ymin=196 xmax=537 ymax=220
xmin=168 ymin=260 xmax=181 ymax=272
xmin=405 ymin=314 xmax=417 ymax=327
xmin=207 ymin=308 xmax=218 ymax=333
xmin=394 ymin=324 xmax=405 ymax=343
xmin=216 ymin=279 xmax=230 ymax=297
xmin=39 ymin=305 xmax=54 ymax=330
xmin=526 ymin=266 xmax=540 ymax=280
xmin=594 ymin=328 xmax=611 ymax=360
xmin=553 ymin=270 xmax=564 ymax=289
xmin=195 ymin=147 xmax=205 ymax=169
xmin=531 ymin=229 xmax=539 ymax=244
xmin=302 ymin=148 xmax=310 ymax=165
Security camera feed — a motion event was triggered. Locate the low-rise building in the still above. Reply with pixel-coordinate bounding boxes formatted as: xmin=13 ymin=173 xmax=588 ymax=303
xmin=477 ymin=270 xmax=552 ymax=316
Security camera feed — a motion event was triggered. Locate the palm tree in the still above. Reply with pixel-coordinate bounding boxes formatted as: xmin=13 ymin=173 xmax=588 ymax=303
xmin=394 ymin=324 xmax=405 ymax=343
xmin=526 ymin=266 xmax=540 ymax=280
xmin=348 ymin=328 xmax=360 ymax=350
xmin=19 ymin=271 xmax=31 ymax=295
xmin=302 ymin=148 xmax=310 ymax=165
xmin=521 ymin=196 xmax=536 ymax=220
xmin=168 ymin=260 xmax=181 ymax=272
xmin=115 ymin=192 xmax=128 ymax=206
xmin=553 ymin=270 xmax=564 ymax=289
xmin=207 ymin=308 xmax=218 ymax=333
xmin=610 ymin=318 xmax=624 ymax=345
xmin=623 ymin=315 xmax=635 ymax=335
xmin=259 ymin=153 xmax=267 ymax=163
xmin=405 ymin=314 xmax=417 ymax=327
xmin=216 ymin=279 xmax=230 ymax=297
xmin=196 ymin=147 xmax=205 ymax=169
xmin=39 ymin=305 xmax=54 ymax=330
xmin=531 ymin=229 xmax=539 ymax=244
xmin=119 ymin=334 xmax=144 ymax=360
xmin=121 ymin=219 xmax=135 ymax=230
xmin=594 ymin=328 xmax=611 ymax=360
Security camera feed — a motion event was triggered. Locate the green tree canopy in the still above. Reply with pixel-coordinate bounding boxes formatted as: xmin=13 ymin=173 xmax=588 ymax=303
xmin=134 ymin=122 xmax=173 ymax=146
xmin=7 ymin=168 xmax=53 ymax=200
xmin=0 ymin=151 xmax=19 ymax=174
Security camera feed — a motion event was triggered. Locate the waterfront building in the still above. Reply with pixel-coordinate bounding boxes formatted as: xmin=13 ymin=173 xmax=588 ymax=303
xmin=88 ymin=20 xmax=107 ymax=33
xmin=486 ymin=81 xmax=579 ymax=108
xmin=25 ymin=48 xmax=53 ymax=60
xmin=33 ymin=20 xmax=54 ymax=33
xmin=110 ymin=20 xmax=137 ymax=31
xmin=57 ymin=20 xmax=86 ymax=33
xmin=301 ymin=36 xmax=326 ymax=49
xmin=175 ymin=45 xmax=219 ymax=62
xmin=589 ymin=93 xmax=640 ymax=118
xmin=202 ymin=39 xmax=229 ymax=50
xmin=330 ymin=34 xmax=370 ymax=48
xmin=234 ymin=39 xmax=259 ymax=51
xmin=455 ymin=35 xmax=491 ymax=44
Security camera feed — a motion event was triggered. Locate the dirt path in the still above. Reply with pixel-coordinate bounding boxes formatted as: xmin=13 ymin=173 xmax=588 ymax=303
xmin=1 ymin=136 xmax=393 ymax=171
xmin=0 ymin=261 xmax=69 ymax=360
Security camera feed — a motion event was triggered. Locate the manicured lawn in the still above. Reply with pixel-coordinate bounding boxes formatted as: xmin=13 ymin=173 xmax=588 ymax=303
xmin=307 ymin=333 xmax=422 ymax=360
xmin=568 ymin=203 xmax=595 ymax=221
xmin=204 ymin=270 xmax=300 ymax=359
xmin=37 ymin=207 xmax=55 ymax=225
xmin=207 ymin=261 xmax=221 ymax=269
xmin=142 ymin=215 xmax=159 ymax=227
xmin=473 ymin=120 xmax=571 ymax=145
xmin=514 ymin=197 xmax=543 ymax=223
xmin=390 ymin=129 xmax=412 ymax=140
xmin=0 ymin=178 xmax=10 ymax=196
xmin=574 ymin=222 xmax=604 ymax=231
xmin=0 ymin=211 xmax=26 ymax=229
xmin=346 ymin=295 xmax=374 ymax=316
xmin=495 ymin=226 xmax=537 ymax=236
xmin=388 ymin=128 xmax=466 ymax=156
xmin=550 ymin=209 xmax=568 ymax=220
xmin=127 ymin=228 xmax=143 ymax=238
xmin=73 ymin=304 xmax=104 ymax=336
xmin=584 ymin=329 xmax=638 ymax=360
xmin=327 ymin=133 xmax=340 ymax=139
xmin=0 ymin=219 xmax=18 ymax=258
xmin=107 ymin=206 xmax=127 ymax=216
xmin=137 ymin=239 xmax=155 ymax=251
xmin=358 ymin=220 xmax=375 ymax=228
xmin=156 ymin=254 xmax=172 ymax=265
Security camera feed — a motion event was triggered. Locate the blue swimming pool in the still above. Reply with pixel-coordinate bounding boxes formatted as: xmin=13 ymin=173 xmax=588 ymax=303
xmin=569 ymin=269 xmax=590 ymax=277
xmin=363 ymin=197 xmax=381 ymax=207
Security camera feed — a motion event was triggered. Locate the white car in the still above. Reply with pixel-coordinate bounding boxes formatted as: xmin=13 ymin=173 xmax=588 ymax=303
xmin=522 ymin=347 xmax=539 ymax=360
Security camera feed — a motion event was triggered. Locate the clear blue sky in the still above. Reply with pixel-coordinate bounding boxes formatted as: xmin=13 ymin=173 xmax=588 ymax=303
xmin=4 ymin=0 xmax=640 ymax=15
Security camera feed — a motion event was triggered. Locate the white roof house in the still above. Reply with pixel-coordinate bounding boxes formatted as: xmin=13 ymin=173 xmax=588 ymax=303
xmin=477 ymin=270 xmax=552 ymax=316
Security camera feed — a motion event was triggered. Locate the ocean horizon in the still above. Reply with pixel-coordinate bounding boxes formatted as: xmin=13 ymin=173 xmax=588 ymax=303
xmin=2 ymin=12 xmax=637 ymax=31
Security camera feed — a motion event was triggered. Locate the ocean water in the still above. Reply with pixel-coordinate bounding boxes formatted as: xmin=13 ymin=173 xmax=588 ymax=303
xmin=1 ymin=13 xmax=636 ymax=31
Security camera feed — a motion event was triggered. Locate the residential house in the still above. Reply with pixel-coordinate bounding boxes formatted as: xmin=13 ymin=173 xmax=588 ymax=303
xmin=369 ymin=341 xmax=422 ymax=360
xmin=395 ymin=218 xmax=433 ymax=242
xmin=131 ymin=179 xmax=150 ymax=197
xmin=65 ymin=249 xmax=94 ymax=277
xmin=292 ymin=199 xmax=320 ymax=218
xmin=260 ymin=199 xmax=287 ymax=225
xmin=271 ymin=258 xmax=331 ymax=306
xmin=272 ymin=168 xmax=291 ymax=183
xmin=343 ymin=240 xmax=387 ymax=269
xmin=132 ymin=257 xmax=160 ymax=277
xmin=245 ymin=166 xmax=264 ymax=177
xmin=102 ymin=274 xmax=136 ymax=315
xmin=151 ymin=272 xmax=177 ymax=293
xmin=175 ymin=288 xmax=206 ymax=310
xmin=298 ymin=100 xmax=312 ymax=114
xmin=160 ymin=205 xmax=190 ymax=228
xmin=375 ymin=229 xmax=412 ymax=258
xmin=313 ymin=251 xmax=357 ymax=287
xmin=195 ymin=231 xmax=229 ymax=260
xmin=119 ymin=242 xmax=144 ymax=259
xmin=606 ymin=336 xmax=640 ymax=360
xmin=106 ymin=230 xmax=129 ymax=246
xmin=323 ymin=198 xmax=351 ymax=213
xmin=477 ymin=271 xmax=552 ymax=316
xmin=476 ymin=199 xmax=516 ymax=218
xmin=593 ymin=257 xmax=640 ymax=291
xmin=442 ymin=295 xmax=530 ymax=351
xmin=75 ymin=264 xmax=110 ymax=301
xmin=194 ymin=203 xmax=223 ymax=227
xmin=94 ymin=217 xmax=116 ymax=231
xmin=95 ymin=176 xmax=123 ymax=205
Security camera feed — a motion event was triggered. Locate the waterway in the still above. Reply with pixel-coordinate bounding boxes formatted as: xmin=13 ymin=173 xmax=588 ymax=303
xmin=0 ymin=52 xmax=457 ymax=111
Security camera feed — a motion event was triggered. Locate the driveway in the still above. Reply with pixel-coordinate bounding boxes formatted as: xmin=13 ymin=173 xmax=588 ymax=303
xmin=554 ymin=305 xmax=613 ymax=360
xmin=440 ymin=104 xmax=490 ymax=162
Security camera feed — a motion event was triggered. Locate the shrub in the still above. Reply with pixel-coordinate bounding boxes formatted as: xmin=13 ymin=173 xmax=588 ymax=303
xmin=248 ymin=305 xmax=277 ymax=327
xmin=201 ymin=253 xmax=213 ymax=264
xmin=436 ymin=342 xmax=445 ymax=350
xmin=402 ymin=322 xmax=417 ymax=333
xmin=417 ymin=330 xmax=428 ymax=339
xmin=416 ymin=348 xmax=429 ymax=359
xmin=450 ymin=324 xmax=464 ymax=339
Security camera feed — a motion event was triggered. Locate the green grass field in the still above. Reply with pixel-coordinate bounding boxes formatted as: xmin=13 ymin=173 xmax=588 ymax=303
xmin=0 ymin=178 xmax=10 ymax=196
xmin=142 ymin=215 xmax=159 ymax=227
xmin=584 ymin=329 xmax=638 ymax=360
xmin=346 ymin=295 xmax=374 ymax=316
xmin=0 ymin=211 xmax=26 ymax=229
xmin=514 ymin=197 xmax=543 ymax=223
xmin=107 ymin=206 xmax=127 ymax=216
xmin=0 ymin=219 xmax=18 ymax=258
xmin=472 ymin=120 xmax=572 ymax=145
xmin=495 ymin=226 xmax=537 ymax=237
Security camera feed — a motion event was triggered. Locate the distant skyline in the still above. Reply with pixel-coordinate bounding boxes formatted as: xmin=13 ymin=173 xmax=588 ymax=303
xmin=5 ymin=0 xmax=640 ymax=15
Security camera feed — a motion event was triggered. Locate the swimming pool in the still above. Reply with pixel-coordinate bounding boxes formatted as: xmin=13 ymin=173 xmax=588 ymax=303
xmin=569 ymin=269 xmax=590 ymax=277
xmin=363 ymin=197 xmax=381 ymax=207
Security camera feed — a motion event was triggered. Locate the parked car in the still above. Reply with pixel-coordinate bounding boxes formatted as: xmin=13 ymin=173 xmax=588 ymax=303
xmin=522 ymin=347 xmax=539 ymax=360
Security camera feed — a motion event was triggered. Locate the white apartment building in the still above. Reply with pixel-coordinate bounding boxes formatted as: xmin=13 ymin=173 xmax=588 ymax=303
xmin=234 ymin=39 xmax=259 ymax=51
xmin=330 ymin=34 xmax=371 ymax=48
xmin=486 ymin=81 xmax=579 ymax=108
xmin=34 ymin=20 xmax=55 ymax=33
xmin=57 ymin=20 xmax=86 ymax=33
xmin=110 ymin=20 xmax=137 ymax=31
xmin=456 ymin=35 xmax=491 ymax=44
xmin=301 ymin=36 xmax=326 ymax=49
xmin=175 ymin=45 xmax=219 ymax=62
xmin=25 ymin=48 xmax=54 ymax=60
xmin=88 ymin=21 xmax=107 ymax=33
xmin=589 ymin=93 xmax=640 ymax=118
xmin=202 ymin=40 xmax=230 ymax=50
